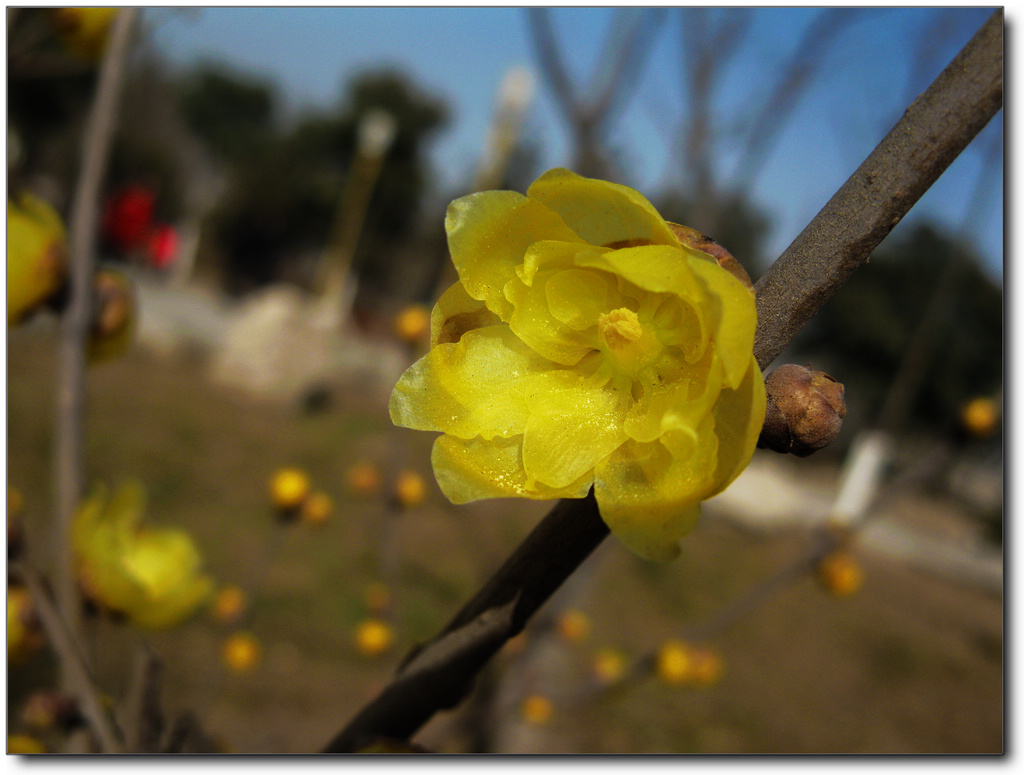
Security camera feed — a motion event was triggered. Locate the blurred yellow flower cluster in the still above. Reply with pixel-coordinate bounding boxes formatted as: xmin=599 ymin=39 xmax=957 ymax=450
xmin=390 ymin=168 xmax=765 ymax=560
xmin=72 ymin=481 xmax=214 ymax=629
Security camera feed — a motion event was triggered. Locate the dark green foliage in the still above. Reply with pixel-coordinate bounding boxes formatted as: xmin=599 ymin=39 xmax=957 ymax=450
xmin=194 ymin=67 xmax=449 ymax=295
xmin=177 ymin=65 xmax=277 ymax=164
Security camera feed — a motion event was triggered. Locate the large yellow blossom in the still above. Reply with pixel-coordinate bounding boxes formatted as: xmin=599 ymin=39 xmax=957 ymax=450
xmin=390 ymin=169 xmax=765 ymax=560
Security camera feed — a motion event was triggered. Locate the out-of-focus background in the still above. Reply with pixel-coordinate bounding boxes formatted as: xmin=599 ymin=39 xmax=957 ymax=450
xmin=7 ymin=7 xmax=1002 ymax=754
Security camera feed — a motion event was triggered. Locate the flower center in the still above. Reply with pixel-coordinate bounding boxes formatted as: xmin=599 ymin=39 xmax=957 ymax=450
xmin=599 ymin=308 xmax=643 ymax=349
xmin=598 ymin=307 xmax=661 ymax=376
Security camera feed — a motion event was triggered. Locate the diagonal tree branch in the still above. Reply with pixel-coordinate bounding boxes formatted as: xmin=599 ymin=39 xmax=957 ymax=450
xmin=321 ymin=9 xmax=1002 ymax=753
xmin=752 ymin=9 xmax=1002 ymax=371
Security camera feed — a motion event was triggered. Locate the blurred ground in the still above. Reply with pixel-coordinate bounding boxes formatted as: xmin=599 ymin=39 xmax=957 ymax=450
xmin=6 ymin=277 xmax=1003 ymax=754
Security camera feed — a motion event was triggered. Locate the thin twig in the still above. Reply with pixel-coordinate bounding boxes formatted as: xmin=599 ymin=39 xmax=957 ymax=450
xmin=321 ymin=10 xmax=1003 ymax=753
xmin=10 ymin=564 xmax=124 ymax=752
xmin=52 ymin=8 xmax=137 ymax=676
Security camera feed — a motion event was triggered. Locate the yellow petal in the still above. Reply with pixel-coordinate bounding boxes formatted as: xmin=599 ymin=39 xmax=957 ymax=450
xmin=707 ymin=355 xmax=766 ymax=496
xmin=505 ymin=264 xmax=603 ymax=366
xmin=432 ymin=434 xmax=592 ymax=503
xmin=593 ymin=435 xmax=714 ymax=562
xmin=625 ymin=353 xmax=723 ymax=444
xmin=544 ymin=267 xmax=616 ymax=331
xmin=688 ymin=259 xmax=758 ymax=390
xmin=527 ymin=168 xmax=679 ymax=249
xmin=446 ymin=190 xmax=583 ymax=319
xmin=390 ymin=326 xmax=558 ymax=440
xmin=430 ymin=281 xmax=502 ymax=346
xmin=521 ymin=371 xmax=629 ymax=489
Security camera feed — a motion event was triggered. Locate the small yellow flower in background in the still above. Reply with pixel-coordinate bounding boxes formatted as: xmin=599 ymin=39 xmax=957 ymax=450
xmin=8 ymin=486 xmax=24 ymax=516
xmin=354 ymin=618 xmax=395 ymax=656
xmin=7 ymin=733 xmax=46 ymax=754
xmin=393 ymin=304 xmax=431 ymax=345
xmin=269 ymin=467 xmax=311 ymax=511
xmin=48 ymin=7 xmax=119 ymax=62
xmin=688 ymin=646 xmax=724 ymax=687
xmin=7 ymin=193 xmax=67 ymax=326
xmin=555 ymin=608 xmax=590 ymax=643
xmin=71 ymin=481 xmax=214 ymax=629
xmin=211 ymin=584 xmax=248 ymax=625
xmin=591 ymin=647 xmax=627 ymax=684
xmin=7 ymin=587 xmax=45 ymax=665
xmin=363 ymin=582 xmax=392 ymax=615
xmin=815 ymin=551 xmax=863 ymax=597
xmin=960 ymin=396 xmax=999 ymax=438
xmin=390 ymin=168 xmax=765 ymax=561
xmin=520 ymin=694 xmax=554 ymax=725
xmin=300 ymin=490 xmax=334 ymax=526
xmin=655 ymin=640 xmax=694 ymax=685
xmin=345 ymin=462 xmax=382 ymax=497
xmin=222 ymin=631 xmax=262 ymax=673
xmin=393 ymin=470 xmax=427 ymax=509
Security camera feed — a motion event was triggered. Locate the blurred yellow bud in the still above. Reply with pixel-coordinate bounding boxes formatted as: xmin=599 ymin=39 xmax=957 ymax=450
xmin=960 ymin=397 xmax=999 ymax=438
xmin=8 ymin=486 xmax=24 ymax=516
xmin=212 ymin=585 xmax=248 ymax=625
xmin=7 ymin=734 xmax=46 ymax=754
xmin=354 ymin=618 xmax=394 ymax=656
xmin=7 ymin=193 xmax=67 ymax=326
xmin=520 ymin=694 xmax=554 ymax=725
xmin=72 ymin=481 xmax=215 ymax=629
xmin=7 ymin=587 xmax=45 ymax=665
xmin=49 ymin=7 xmax=119 ymax=62
xmin=393 ymin=470 xmax=427 ymax=509
xmin=222 ymin=631 xmax=262 ymax=673
xmin=555 ymin=609 xmax=590 ymax=643
xmin=363 ymin=582 xmax=392 ymax=615
xmin=591 ymin=647 xmax=627 ymax=684
xmin=269 ymin=467 xmax=311 ymax=512
xmin=87 ymin=266 xmax=136 ymax=364
xmin=300 ymin=490 xmax=333 ymax=526
xmin=688 ymin=647 xmax=724 ymax=687
xmin=655 ymin=640 xmax=694 ymax=685
xmin=393 ymin=304 xmax=431 ymax=345
xmin=346 ymin=462 xmax=382 ymax=497
xmin=815 ymin=551 xmax=863 ymax=597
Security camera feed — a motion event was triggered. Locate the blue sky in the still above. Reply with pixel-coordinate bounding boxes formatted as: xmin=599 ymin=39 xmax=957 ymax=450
xmin=143 ymin=6 xmax=1003 ymax=281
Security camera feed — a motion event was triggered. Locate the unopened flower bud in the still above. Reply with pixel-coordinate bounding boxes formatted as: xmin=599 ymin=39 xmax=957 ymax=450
xmin=758 ymin=364 xmax=846 ymax=457
xmin=667 ymin=223 xmax=754 ymax=291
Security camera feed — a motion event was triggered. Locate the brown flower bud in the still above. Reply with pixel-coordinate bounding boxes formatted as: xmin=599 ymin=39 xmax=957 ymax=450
xmin=758 ymin=364 xmax=846 ymax=457
xmin=667 ymin=222 xmax=754 ymax=291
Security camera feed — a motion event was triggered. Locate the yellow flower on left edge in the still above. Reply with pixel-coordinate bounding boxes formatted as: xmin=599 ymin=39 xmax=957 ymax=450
xmin=72 ymin=481 xmax=214 ymax=629
xmin=390 ymin=168 xmax=766 ymax=561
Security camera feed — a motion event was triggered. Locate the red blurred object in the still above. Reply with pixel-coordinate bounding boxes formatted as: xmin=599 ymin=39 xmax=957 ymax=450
xmin=148 ymin=224 xmax=178 ymax=269
xmin=102 ymin=184 xmax=156 ymax=252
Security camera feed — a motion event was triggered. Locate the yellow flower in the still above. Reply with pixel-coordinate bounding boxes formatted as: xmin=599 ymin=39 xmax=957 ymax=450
xmin=393 ymin=470 xmax=428 ymax=509
xmin=354 ymin=618 xmax=395 ymax=656
xmin=48 ymin=8 xmax=119 ymax=62
xmin=222 ymin=631 xmax=262 ymax=673
xmin=268 ymin=467 xmax=311 ymax=511
xmin=389 ymin=169 xmax=765 ymax=561
xmin=7 ymin=587 xmax=45 ymax=665
xmin=71 ymin=481 xmax=215 ymax=629
xmin=7 ymin=193 xmax=67 ymax=326
xmin=520 ymin=694 xmax=554 ymax=725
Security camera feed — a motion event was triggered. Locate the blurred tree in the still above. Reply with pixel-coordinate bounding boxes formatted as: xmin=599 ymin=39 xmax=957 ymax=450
xmin=176 ymin=65 xmax=277 ymax=164
xmin=194 ymin=67 xmax=447 ymax=296
xmin=795 ymin=221 xmax=1002 ymax=441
